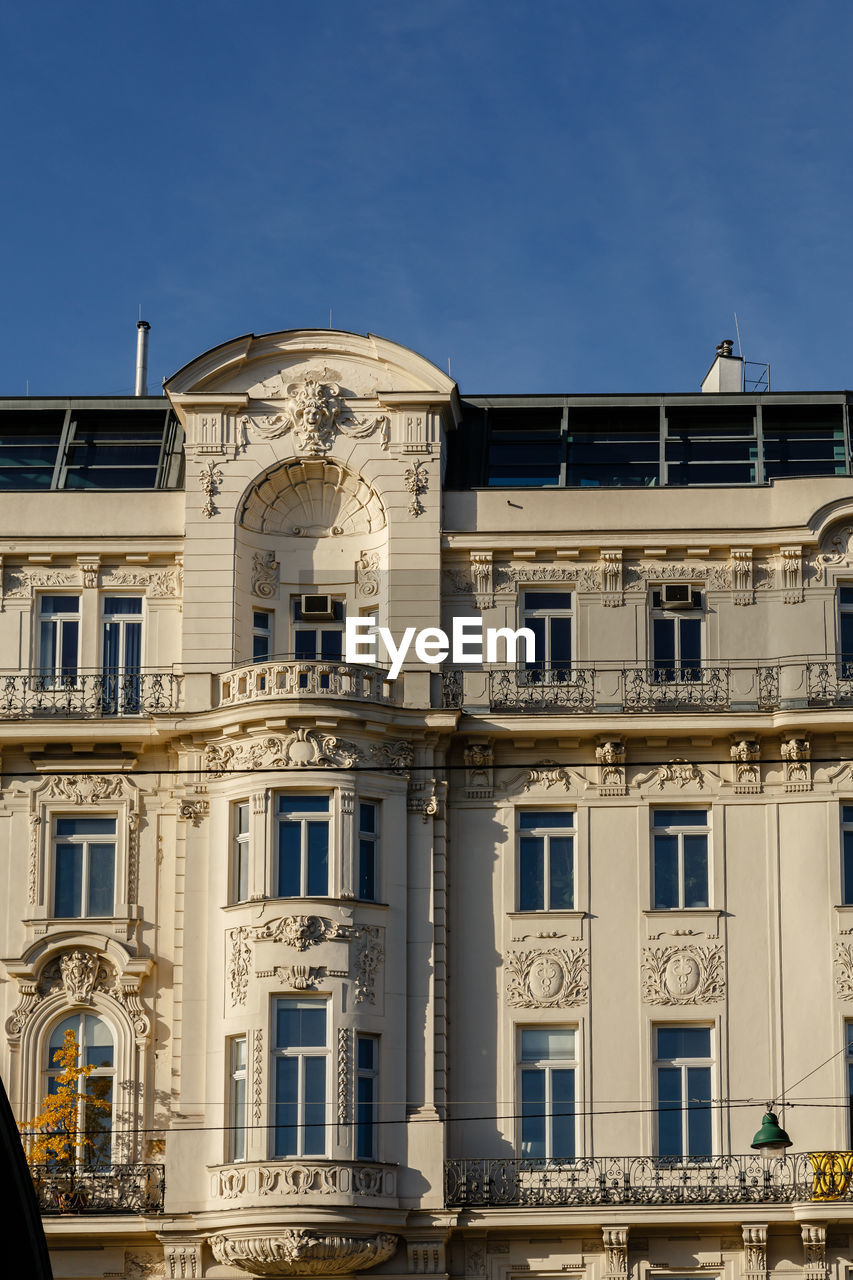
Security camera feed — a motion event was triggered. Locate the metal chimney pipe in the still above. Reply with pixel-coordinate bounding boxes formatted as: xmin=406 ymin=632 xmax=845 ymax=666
xmin=135 ymin=320 xmax=150 ymax=396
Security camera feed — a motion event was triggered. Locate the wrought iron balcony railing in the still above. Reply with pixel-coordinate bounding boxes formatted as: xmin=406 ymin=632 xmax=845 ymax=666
xmin=445 ymin=1153 xmax=853 ymax=1207
xmin=218 ymin=660 xmax=400 ymax=707
xmin=0 ymin=672 xmax=181 ymax=718
xmin=441 ymin=657 xmax=852 ymax=714
xmin=32 ymin=1162 xmax=165 ymax=1214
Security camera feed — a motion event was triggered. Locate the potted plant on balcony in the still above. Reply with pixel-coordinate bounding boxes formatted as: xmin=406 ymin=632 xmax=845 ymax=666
xmin=19 ymin=1028 xmax=111 ymax=1213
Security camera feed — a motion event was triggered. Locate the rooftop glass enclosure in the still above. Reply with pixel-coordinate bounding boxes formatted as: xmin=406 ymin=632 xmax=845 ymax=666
xmin=0 ymin=400 xmax=184 ymax=490
xmin=448 ymin=396 xmax=851 ymax=488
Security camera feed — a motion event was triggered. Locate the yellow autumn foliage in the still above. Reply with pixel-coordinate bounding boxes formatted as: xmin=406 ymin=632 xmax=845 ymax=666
xmin=19 ymin=1028 xmax=111 ymax=1167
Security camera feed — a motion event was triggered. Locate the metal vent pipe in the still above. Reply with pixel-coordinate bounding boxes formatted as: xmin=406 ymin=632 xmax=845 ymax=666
xmin=135 ymin=320 xmax=150 ymax=396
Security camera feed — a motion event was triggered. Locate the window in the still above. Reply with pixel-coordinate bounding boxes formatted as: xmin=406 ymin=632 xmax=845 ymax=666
xmin=276 ymin=796 xmax=330 ymax=897
xmin=101 ymin=596 xmax=143 ymax=714
xmin=38 ymin=595 xmax=80 ymax=684
xmin=229 ymin=1036 xmax=248 ymax=1161
xmin=272 ymin=999 xmax=327 ymax=1157
xmin=518 ymin=811 xmax=574 ymax=911
xmin=664 ymin=405 xmax=757 ymax=485
xmin=840 ymin=588 xmax=853 ymax=676
xmin=358 ymin=802 xmax=379 ymax=901
xmin=651 ymin=589 xmax=703 ymax=682
xmin=356 ymin=1035 xmax=379 ymax=1159
xmin=655 ymin=1025 xmax=712 ymax=1158
xmin=847 ymin=1024 xmax=853 ymax=1148
xmin=253 ymin=611 xmax=273 ymax=663
xmin=53 ymin=816 xmax=116 ymax=918
xmin=522 ymin=591 xmax=572 ymax=678
xmin=293 ymin=598 xmax=344 ymax=661
xmin=485 ymin=407 xmax=564 ymax=487
xmin=652 ymin=810 xmax=709 ymax=909
xmin=232 ymin=803 xmax=250 ymax=903
xmin=47 ymin=1013 xmax=114 ymax=1166
xmin=518 ymin=1027 xmax=576 ymax=1159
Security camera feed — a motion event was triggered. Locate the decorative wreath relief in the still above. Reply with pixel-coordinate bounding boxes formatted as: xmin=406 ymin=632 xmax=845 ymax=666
xmin=641 ymin=944 xmax=725 ymax=1005
xmin=505 ymin=948 xmax=588 ymax=1008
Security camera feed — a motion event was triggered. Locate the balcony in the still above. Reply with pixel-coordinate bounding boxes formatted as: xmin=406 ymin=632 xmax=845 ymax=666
xmin=441 ymin=657 xmax=853 ymax=714
xmin=218 ymin=660 xmax=400 ymax=708
xmin=445 ymin=1153 xmax=853 ymax=1207
xmin=32 ymin=1162 xmax=165 ymax=1214
xmin=0 ymin=672 xmax=181 ymax=719
xmin=210 ymin=1159 xmax=397 ymax=1206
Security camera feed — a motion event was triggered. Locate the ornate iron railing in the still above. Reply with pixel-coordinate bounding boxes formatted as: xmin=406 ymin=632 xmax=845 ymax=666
xmin=219 ymin=661 xmax=399 ymax=707
xmin=32 ymin=1162 xmax=165 ymax=1214
xmin=0 ymin=672 xmax=181 ymax=718
xmin=807 ymin=661 xmax=853 ymax=707
xmin=490 ymin=666 xmax=596 ymax=711
xmin=621 ymin=667 xmax=730 ymax=712
xmin=445 ymin=1153 xmax=853 ymax=1207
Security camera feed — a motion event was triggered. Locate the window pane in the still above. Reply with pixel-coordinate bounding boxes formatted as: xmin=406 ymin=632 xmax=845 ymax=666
xmin=359 ymin=803 xmax=376 ymax=833
xmin=686 ymin=1066 xmax=712 ymax=1156
xmin=276 ymin=1002 xmax=326 ymax=1049
xmin=519 ymin=837 xmax=544 ymax=910
xmin=103 ymin=597 xmax=143 ymax=615
xmin=54 ymin=844 xmax=82 ymax=916
xmin=519 ymin=811 xmax=574 ymax=829
xmin=359 ymin=838 xmax=376 ymax=901
xmin=294 ymin=630 xmax=316 ymax=658
xmin=520 ymin=1068 xmax=545 ymax=1157
xmin=683 ymin=835 xmax=709 ymax=908
xmin=549 ymin=616 xmax=572 ymax=666
xmin=233 ymin=1075 xmax=246 ymax=1160
xmin=273 ymin=1056 xmax=298 ymax=1156
xmin=357 ymin=1037 xmax=376 ymax=1071
xmin=278 ymin=796 xmax=329 ymax=814
xmin=41 ymin=596 xmax=79 ymax=614
xmin=60 ymin=620 xmax=78 ymax=673
xmin=549 ymin=837 xmax=574 ymax=909
xmin=277 ymin=823 xmax=301 ymax=897
xmin=87 ymin=843 xmax=115 ymax=916
xmin=520 ymin=1028 xmax=575 ymax=1060
xmin=303 ymin=1056 xmax=326 ymax=1155
xmin=551 ymin=1068 xmax=575 ymax=1159
xmin=357 ymin=1074 xmax=376 ymax=1159
xmin=320 ymin=629 xmax=343 ymax=661
xmin=679 ymin=617 xmax=702 ymax=667
xmin=653 ymin=835 xmax=678 ymax=909
xmin=306 ymin=821 xmax=329 ymax=896
xmin=654 ymin=811 xmax=707 ymax=828
xmin=845 ymin=829 xmax=853 ymax=906
xmin=524 ymin=592 xmax=573 ymax=611
xmin=657 ymin=1066 xmax=683 ymax=1157
xmin=657 ymin=1027 xmax=711 ymax=1059
xmin=84 ymin=1016 xmax=114 ymax=1067
xmin=55 ymin=817 xmax=116 ymax=836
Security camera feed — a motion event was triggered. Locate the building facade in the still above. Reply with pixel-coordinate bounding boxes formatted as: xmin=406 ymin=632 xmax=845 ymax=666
xmin=2 ymin=330 xmax=853 ymax=1278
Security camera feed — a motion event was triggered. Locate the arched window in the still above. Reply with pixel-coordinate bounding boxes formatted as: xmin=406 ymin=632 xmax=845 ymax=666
xmin=46 ymin=1013 xmax=114 ymax=1167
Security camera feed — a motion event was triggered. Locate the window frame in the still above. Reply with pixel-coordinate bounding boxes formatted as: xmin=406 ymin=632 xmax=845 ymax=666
xmin=274 ymin=794 xmax=332 ymax=899
xmin=232 ymin=801 xmax=250 ymax=904
xmin=228 ymin=1034 xmax=248 ymax=1162
xmin=358 ymin=801 xmax=379 ymax=902
xmin=355 ymin=1033 xmax=379 ymax=1160
xmin=650 ymin=588 xmax=705 ymax=682
xmin=653 ymin=1023 xmax=714 ymax=1159
xmin=517 ymin=809 xmax=576 ymax=912
xmin=520 ymin=589 xmax=573 ymax=677
xmin=51 ymin=814 xmax=118 ymax=919
xmin=271 ymin=998 xmax=329 ymax=1158
xmin=839 ymin=586 xmax=853 ymax=676
xmin=253 ymin=610 xmax=273 ymax=663
xmin=292 ymin=596 xmax=345 ymax=662
xmin=37 ymin=594 xmax=81 ymax=684
xmin=651 ymin=809 xmax=710 ymax=910
xmin=516 ymin=1024 xmax=577 ymax=1160
xmin=45 ymin=1011 xmax=115 ymax=1168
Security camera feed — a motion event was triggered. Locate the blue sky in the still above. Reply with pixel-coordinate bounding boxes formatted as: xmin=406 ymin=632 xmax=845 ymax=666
xmin=1 ymin=1 xmax=851 ymax=396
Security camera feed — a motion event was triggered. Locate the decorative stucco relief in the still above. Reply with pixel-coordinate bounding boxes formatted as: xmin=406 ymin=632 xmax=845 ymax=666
xmin=253 ymin=1029 xmax=264 ymax=1123
xmin=731 ymin=548 xmax=754 ymax=604
xmin=370 ymin=740 xmax=414 ymax=776
xmin=352 ymin=926 xmax=383 ymax=1005
xmin=44 ymin=774 xmax=126 ymax=805
xmin=781 ymin=546 xmax=803 ymax=602
xmin=464 ymin=741 xmax=494 ymax=798
xmin=503 ymin=760 xmax=588 ymax=794
xmin=6 ymin=948 xmax=150 ymax=1044
xmin=163 ymin=1242 xmax=203 ymax=1279
xmin=601 ymin=550 xmax=624 ymax=605
xmin=253 ymin=915 xmax=352 ymax=950
xmin=731 ymin=738 xmax=761 ymax=793
xmin=813 ymin=525 xmax=853 ymax=582
xmin=178 ymin=798 xmax=209 ymax=825
xmin=229 ymin=927 xmax=252 ymax=1007
xmin=602 ymin=1227 xmax=629 ymax=1275
xmin=505 ymin=947 xmax=589 ymax=1007
xmin=835 ymin=942 xmax=853 ymax=999
xmin=634 ymin=759 xmax=706 ymax=790
xmin=205 ymin=730 xmax=361 ymax=777
xmin=355 ymin=550 xmax=380 ymax=597
xmin=4 ymin=567 xmax=75 ymax=598
xmin=641 ymin=945 xmax=725 ymax=1005
xmin=252 ymin=551 xmax=280 ymax=598
xmin=782 ymin=734 xmax=811 ymax=792
xmin=213 ymin=1161 xmax=393 ymax=1201
xmin=801 ymin=1225 xmax=827 ymax=1276
xmin=338 ymin=1027 xmax=351 ymax=1124
xmin=403 ymin=458 xmax=429 ymax=517
xmin=243 ymin=367 xmax=389 ymax=454
xmin=596 ymin=739 xmax=626 ymax=795
xmin=470 ymin=551 xmax=493 ymax=607
xmin=207 ymin=1230 xmax=398 ymax=1277
xmin=197 ymin=459 xmax=223 ymax=518
xmin=101 ymin=566 xmax=183 ymax=597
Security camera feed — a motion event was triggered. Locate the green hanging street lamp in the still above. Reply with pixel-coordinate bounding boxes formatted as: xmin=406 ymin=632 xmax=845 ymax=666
xmin=750 ymin=1102 xmax=793 ymax=1158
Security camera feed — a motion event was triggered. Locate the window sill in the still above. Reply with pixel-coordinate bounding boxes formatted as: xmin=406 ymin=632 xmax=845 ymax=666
xmin=25 ymin=914 xmax=139 ymax=943
xmin=644 ymin=907 xmax=721 ymax=940
xmin=221 ymin=897 xmax=389 ymax=912
xmin=507 ymin=909 xmax=585 ymax=942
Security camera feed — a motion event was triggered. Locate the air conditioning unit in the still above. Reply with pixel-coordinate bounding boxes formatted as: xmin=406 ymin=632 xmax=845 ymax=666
xmin=301 ymin=594 xmax=335 ymax=619
xmin=661 ymin=583 xmax=694 ymax=609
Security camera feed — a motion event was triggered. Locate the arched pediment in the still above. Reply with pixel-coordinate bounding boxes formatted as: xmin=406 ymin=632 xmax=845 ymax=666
xmin=165 ymin=328 xmax=456 ymax=399
xmin=239 ymin=459 xmax=386 ymax=538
